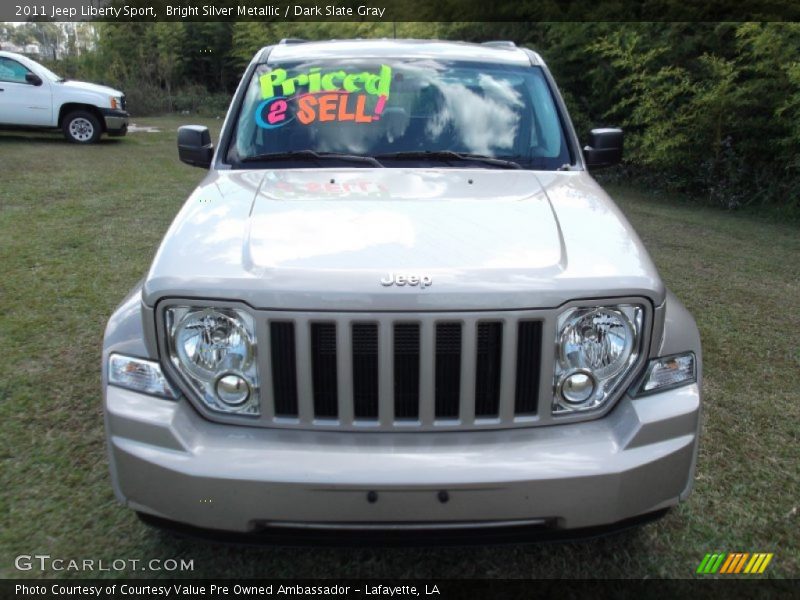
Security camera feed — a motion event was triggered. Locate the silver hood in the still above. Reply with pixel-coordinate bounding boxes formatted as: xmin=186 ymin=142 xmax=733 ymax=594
xmin=143 ymin=169 xmax=664 ymax=310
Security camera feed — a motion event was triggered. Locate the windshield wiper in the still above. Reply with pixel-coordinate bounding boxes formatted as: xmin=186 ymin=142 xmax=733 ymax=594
xmin=375 ymin=151 xmax=521 ymax=169
xmin=240 ymin=150 xmax=383 ymax=167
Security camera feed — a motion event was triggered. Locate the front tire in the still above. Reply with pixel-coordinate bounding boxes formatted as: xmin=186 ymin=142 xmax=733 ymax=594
xmin=62 ymin=110 xmax=101 ymax=144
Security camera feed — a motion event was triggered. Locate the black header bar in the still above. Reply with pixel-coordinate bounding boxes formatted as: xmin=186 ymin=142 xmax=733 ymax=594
xmin=3 ymin=0 xmax=800 ymax=22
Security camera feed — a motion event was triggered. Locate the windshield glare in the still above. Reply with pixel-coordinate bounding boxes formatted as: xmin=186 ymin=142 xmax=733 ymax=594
xmin=229 ymin=59 xmax=572 ymax=170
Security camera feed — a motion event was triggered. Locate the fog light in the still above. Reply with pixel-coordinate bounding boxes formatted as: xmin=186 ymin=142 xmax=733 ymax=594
xmin=215 ymin=373 xmax=250 ymax=407
xmin=560 ymin=370 xmax=596 ymax=405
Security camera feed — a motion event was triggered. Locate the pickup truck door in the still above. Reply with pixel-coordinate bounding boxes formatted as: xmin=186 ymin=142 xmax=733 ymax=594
xmin=0 ymin=57 xmax=53 ymax=126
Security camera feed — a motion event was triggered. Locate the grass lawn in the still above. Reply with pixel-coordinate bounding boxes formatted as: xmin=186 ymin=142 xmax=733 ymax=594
xmin=1 ymin=116 xmax=798 ymax=579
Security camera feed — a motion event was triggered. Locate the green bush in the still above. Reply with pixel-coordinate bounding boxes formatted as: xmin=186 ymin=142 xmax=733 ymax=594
xmin=171 ymin=85 xmax=231 ymax=117
xmin=121 ymin=82 xmax=172 ymax=116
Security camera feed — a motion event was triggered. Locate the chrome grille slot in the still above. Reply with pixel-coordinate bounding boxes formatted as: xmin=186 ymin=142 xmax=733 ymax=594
xmin=475 ymin=322 xmax=503 ymax=417
xmin=351 ymin=323 xmax=379 ymax=419
xmin=435 ymin=322 xmax=462 ymax=418
xmin=393 ymin=323 xmax=420 ymax=419
xmin=310 ymin=322 xmax=338 ymax=418
xmin=515 ymin=321 xmax=542 ymax=414
xmin=270 ymin=321 xmax=298 ymax=416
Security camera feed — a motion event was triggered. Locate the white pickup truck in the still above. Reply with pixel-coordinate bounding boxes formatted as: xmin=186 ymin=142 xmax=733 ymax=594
xmin=0 ymin=50 xmax=128 ymax=143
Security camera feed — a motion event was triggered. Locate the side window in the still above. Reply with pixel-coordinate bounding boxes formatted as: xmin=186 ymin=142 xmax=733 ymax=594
xmin=0 ymin=58 xmax=32 ymax=84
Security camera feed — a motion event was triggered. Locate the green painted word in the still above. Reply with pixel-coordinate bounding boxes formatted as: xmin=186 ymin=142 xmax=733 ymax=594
xmin=259 ymin=65 xmax=392 ymax=100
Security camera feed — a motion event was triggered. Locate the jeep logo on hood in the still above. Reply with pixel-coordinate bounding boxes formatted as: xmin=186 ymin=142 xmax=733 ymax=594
xmin=380 ymin=273 xmax=433 ymax=289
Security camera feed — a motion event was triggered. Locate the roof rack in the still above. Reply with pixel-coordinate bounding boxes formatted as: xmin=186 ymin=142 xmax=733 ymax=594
xmin=482 ymin=41 xmax=517 ymax=49
xmin=278 ymin=38 xmax=308 ymax=45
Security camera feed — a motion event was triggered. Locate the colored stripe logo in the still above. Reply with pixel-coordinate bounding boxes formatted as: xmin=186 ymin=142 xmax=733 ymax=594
xmin=697 ymin=553 xmax=773 ymax=574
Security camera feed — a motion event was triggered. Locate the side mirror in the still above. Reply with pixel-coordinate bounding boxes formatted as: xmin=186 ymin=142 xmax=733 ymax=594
xmin=583 ymin=128 xmax=623 ymax=170
xmin=25 ymin=73 xmax=42 ymax=86
xmin=178 ymin=125 xmax=213 ymax=169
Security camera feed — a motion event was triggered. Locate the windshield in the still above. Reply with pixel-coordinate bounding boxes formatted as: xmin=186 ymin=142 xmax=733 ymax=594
xmin=33 ymin=61 xmax=63 ymax=82
xmin=227 ymin=59 xmax=573 ymax=170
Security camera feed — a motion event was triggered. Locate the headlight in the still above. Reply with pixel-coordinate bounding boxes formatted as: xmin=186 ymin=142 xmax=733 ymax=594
xmin=108 ymin=354 xmax=178 ymax=399
xmin=166 ymin=307 xmax=259 ymax=415
xmin=554 ymin=304 xmax=643 ymax=414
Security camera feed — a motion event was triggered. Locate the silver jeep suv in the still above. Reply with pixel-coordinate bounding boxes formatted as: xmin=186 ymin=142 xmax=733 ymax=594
xmin=102 ymin=39 xmax=701 ymax=539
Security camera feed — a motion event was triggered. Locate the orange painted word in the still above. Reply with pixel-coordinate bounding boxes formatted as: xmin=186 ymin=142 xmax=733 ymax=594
xmin=296 ymin=92 xmax=381 ymax=125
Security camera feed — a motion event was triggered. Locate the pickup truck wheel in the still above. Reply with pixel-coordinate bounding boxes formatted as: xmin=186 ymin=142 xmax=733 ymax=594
xmin=63 ymin=111 xmax=101 ymax=144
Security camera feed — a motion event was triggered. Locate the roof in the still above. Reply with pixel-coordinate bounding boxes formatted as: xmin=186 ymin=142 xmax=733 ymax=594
xmin=260 ymin=39 xmax=541 ymax=67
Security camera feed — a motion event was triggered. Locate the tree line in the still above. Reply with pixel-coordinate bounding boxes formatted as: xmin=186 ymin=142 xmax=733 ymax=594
xmin=6 ymin=21 xmax=799 ymax=216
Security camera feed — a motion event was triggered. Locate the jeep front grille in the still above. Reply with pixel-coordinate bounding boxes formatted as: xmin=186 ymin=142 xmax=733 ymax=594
xmin=261 ymin=313 xmax=544 ymax=430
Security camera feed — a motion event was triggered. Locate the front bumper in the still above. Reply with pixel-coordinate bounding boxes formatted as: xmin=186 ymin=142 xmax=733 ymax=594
xmin=100 ymin=108 xmax=129 ymax=136
xmin=104 ymin=382 xmax=700 ymax=534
